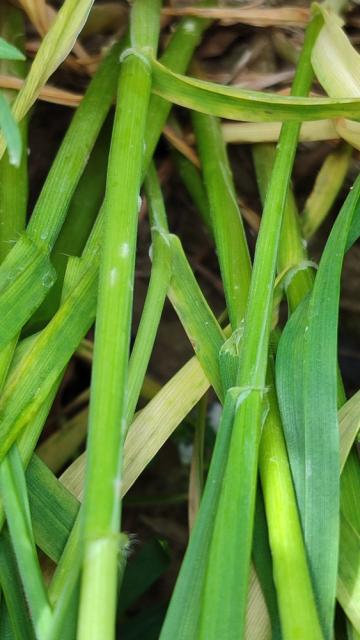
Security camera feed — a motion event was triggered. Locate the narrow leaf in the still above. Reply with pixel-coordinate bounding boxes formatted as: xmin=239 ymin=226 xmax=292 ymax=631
xmin=0 ymin=37 xmax=25 ymax=61
xmin=276 ymin=178 xmax=360 ymax=637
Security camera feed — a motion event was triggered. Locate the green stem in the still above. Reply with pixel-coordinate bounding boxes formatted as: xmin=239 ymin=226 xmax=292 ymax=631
xmin=143 ymin=3 xmax=213 ymax=170
xmin=79 ymin=3 xmax=161 ymax=638
xmin=252 ymin=142 xmax=315 ymax=311
xmin=126 ymin=163 xmax=172 ymax=424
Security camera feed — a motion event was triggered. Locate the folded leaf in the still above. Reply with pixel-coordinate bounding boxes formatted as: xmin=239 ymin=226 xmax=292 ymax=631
xmin=152 ymin=58 xmax=360 ymax=123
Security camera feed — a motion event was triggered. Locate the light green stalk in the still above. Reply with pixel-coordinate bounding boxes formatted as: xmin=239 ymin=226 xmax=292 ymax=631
xmin=78 ymin=3 xmax=162 ymax=638
xmin=259 ymin=365 xmax=323 ymax=639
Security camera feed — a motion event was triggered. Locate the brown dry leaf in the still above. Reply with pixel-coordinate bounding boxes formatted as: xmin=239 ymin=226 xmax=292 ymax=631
xmin=197 ymin=28 xmax=240 ymax=59
xmin=17 ymin=0 xmax=50 ymax=35
xmin=162 ymin=6 xmax=310 ymax=28
xmin=238 ymin=198 xmax=261 ymax=232
xmin=232 ymin=68 xmax=294 ymax=90
xmin=202 ymin=35 xmax=269 ymax=84
xmin=163 ymin=125 xmax=200 ymax=168
xmin=222 ymin=120 xmax=339 ymax=144
xmin=0 ymin=74 xmax=83 ymax=107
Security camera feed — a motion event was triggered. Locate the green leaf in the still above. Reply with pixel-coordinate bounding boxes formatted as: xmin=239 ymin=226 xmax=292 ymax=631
xmin=167 ymin=233 xmax=225 ymax=400
xmin=0 ymin=447 xmax=53 ymax=639
xmin=196 ymin=15 xmax=324 ymax=639
xmin=276 ymin=177 xmax=360 ymax=638
xmin=0 ymin=37 xmax=25 ymax=61
xmin=142 ymin=1 xmax=213 ymax=169
xmin=128 ymin=164 xmax=172 ymax=423
xmin=160 ymin=388 xmax=238 ymax=639
xmin=339 ymin=390 xmax=360 ymax=472
xmin=198 ymin=388 xmax=268 ymax=639
xmin=0 ymin=257 xmax=98 ymax=460
xmin=118 ymin=539 xmax=169 ymax=614
xmin=0 ymin=234 xmax=56 ymax=348
xmin=338 ymin=450 xmax=360 ymax=633
xmin=0 ymin=529 xmax=35 ymax=640
xmin=192 ymin=113 xmax=251 ymax=330
xmin=0 ymin=94 xmax=21 ymax=167
xmin=26 ymin=455 xmax=79 ymax=563
xmin=26 ymin=117 xmax=112 ymax=332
